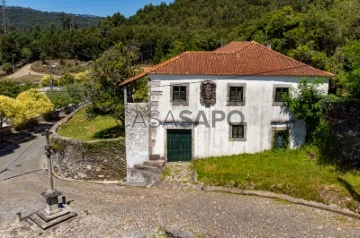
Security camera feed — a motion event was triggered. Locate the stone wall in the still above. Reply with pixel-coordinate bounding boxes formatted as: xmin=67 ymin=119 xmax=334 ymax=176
xmin=50 ymin=105 xmax=126 ymax=181
xmin=324 ymin=101 xmax=360 ymax=169
xmin=51 ymin=136 xmax=126 ymax=181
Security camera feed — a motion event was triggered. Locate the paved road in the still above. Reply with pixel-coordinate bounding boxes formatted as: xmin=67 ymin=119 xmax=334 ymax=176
xmin=0 ymin=171 xmax=359 ymax=237
xmin=0 ymin=132 xmax=46 ymax=181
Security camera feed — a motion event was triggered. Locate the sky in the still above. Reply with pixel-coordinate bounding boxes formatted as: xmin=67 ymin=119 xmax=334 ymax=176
xmin=6 ymin=0 xmax=174 ymax=17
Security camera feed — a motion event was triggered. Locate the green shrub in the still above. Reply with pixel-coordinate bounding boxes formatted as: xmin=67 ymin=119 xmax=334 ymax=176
xmin=46 ymin=91 xmax=71 ymax=110
xmin=41 ymin=75 xmax=60 ymax=87
xmin=0 ymin=79 xmax=37 ymax=98
xmin=66 ymin=83 xmax=86 ymax=105
xmin=74 ymin=71 xmax=90 ymax=84
xmin=2 ymin=63 xmax=13 ymax=74
xmin=59 ymin=73 xmax=75 ymax=86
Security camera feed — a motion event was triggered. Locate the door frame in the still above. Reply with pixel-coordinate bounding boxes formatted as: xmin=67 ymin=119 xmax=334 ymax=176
xmin=164 ymin=126 xmax=194 ymax=161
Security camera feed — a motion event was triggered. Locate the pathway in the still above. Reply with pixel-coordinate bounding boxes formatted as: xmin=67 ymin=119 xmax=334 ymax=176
xmin=0 ymin=168 xmax=359 ymax=237
xmin=0 ymin=132 xmax=47 ymax=181
xmin=8 ymin=63 xmax=46 ymax=79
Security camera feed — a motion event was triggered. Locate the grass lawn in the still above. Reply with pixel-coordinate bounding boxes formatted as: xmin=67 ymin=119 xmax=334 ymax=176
xmin=57 ymin=107 xmax=124 ymax=141
xmin=193 ymin=147 xmax=360 ymax=210
xmin=14 ymin=74 xmax=43 ymax=83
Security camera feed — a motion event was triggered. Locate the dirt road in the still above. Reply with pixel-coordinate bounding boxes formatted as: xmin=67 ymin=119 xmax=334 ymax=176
xmin=8 ymin=63 xmax=46 ymax=79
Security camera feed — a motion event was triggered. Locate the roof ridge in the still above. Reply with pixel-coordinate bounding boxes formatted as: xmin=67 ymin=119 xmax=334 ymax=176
xmin=234 ymin=41 xmax=257 ymax=53
xmin=212 ymin=41 xmax=254 ymax=53
xmin=252 ymin=43 xmax=334 ymax=75
xmin=119 ymin=40 xmax=334 ymax=86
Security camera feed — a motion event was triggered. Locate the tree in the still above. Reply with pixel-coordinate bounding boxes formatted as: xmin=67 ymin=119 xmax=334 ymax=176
xmin=0 ymin=79 xmax=36 ymax=98
xmin=133 ymin=77 xmax=148 ymax=102
xmin=21 ymin=47 xmax=33 ymax=61
xmin=59 ymin=73 xmax=75 ymax=86
xmin=87 ymin=43 xmax=137 ymax=125
xmin=0 ymin=95 xmax=26 ymax=141
xmin=41 ymin=75 xmax=60 ymax=87
xmin=66 ymin=83 xmax=86 ymax=106
xmin=0 ymin=79 xmax=22 ymax=97
xmin=46 ymin=91 xmax=71 ymax=110
xmin=285 ymin=79 xmax=326 ymax=143
xmin=337 ymin=41 xmax=360 ymax=98
xmin=16 ymin=89 xmax=54 ymax=120
xmin=2 ymin=63 xmax=13 ymax=75
xmin=75 ymin=71 xmax=91 ymax=84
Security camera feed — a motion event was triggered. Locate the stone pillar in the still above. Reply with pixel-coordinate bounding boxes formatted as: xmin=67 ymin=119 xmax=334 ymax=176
xmin=125 ymin=103 xmax=150 ymax=183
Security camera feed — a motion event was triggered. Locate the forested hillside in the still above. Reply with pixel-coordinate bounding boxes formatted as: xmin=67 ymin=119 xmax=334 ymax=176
xmin=1 ymin=0 xmax=360 ymax=96
xmin=6 ymin=6 xmax=101 ymax=30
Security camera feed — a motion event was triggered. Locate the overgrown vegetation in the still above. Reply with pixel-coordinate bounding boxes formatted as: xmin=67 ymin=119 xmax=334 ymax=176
xmin=57 ymin=107 xmax=124 ymax=141
xmin=0 ymin=79 xmax=37 ymax=98
xmin=86 ymin=43 xmax=139 ymax=126
xmin=31 ymin=60 xmax=89 ymax=75
xmin=193 ymin=147 xmax=360 ymax=210
xmin=0 ymin=0 xmax=360 ymax=98
xmin=285 ymin=79 xmax=330 ymax=143
xmin=315 ymin=100 xmax=360 ymax=170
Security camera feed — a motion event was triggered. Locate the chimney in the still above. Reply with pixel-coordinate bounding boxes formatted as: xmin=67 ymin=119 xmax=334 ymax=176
xmin=266 ymin=43 xmax=272 ymax=49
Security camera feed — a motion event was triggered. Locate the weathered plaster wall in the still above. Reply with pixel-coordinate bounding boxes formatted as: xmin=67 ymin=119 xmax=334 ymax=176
xmin=125 ymin=103 xmax=149 ymax=168
xmin=149 ymin=75 xmax=328 ymax=159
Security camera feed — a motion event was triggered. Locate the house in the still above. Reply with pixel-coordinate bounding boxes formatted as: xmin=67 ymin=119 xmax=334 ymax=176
xmin=121 ymin=41 xmax=333 ymax=184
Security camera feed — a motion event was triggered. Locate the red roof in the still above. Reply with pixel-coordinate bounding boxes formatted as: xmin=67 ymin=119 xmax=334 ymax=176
xmin=213 ymin=41 xmax=253 ymax=53
xmin=120 ymin=41 xmax=333 ymax=86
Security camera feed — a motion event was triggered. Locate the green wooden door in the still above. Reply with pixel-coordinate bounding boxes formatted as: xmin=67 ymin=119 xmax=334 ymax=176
xmin=167 ymin=129 xmax=192 ymax=162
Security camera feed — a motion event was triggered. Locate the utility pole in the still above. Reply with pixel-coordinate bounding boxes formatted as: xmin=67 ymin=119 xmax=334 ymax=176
xmin=43 ymin=64 xmax=55 ymax=90
xmin=1 ymin=0 xmax=8 ymax=34
xmin=49 ymin=65 xmax=53 ymax=91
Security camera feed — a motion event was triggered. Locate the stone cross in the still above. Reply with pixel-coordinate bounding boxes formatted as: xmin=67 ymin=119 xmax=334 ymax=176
xmin=41 ymin=129 xmax=62 ymax=215
xmin=27 ymin=129 xmax=77 ymax=230
xmin=41 ymin=129 xmax=54 ymax=192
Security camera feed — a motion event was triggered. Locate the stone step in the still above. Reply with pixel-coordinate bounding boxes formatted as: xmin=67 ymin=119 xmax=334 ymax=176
xmin=127 ymin=168 xmax=162 ymax=187
xmin=143 ymin=160 xmax=166 ymax=168
xmin=133 ymin=164 xmax=163 ymax=173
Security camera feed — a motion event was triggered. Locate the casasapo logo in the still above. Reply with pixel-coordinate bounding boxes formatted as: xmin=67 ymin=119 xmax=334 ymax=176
xmin=127 ymin=110 xmax=245 ymax=128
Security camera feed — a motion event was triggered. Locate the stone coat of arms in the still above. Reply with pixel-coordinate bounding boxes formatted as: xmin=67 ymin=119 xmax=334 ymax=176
xmin=200 ymin=80 xmax=216 ymax=107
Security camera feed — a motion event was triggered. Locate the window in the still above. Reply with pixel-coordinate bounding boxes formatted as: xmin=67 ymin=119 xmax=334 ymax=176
xmin=229 ymin=86 xmax=244 ymax=102
xmin=172 ymin=86 xmax=187 ymax=102
xmin=227 ymin=83 xmax=246 ymax=106
xmin=229 ymin=124 xmax=246 ymax=140
xmin=274 ymin=87 xmax=289 ymax=102
xmin=273 ymin=130 xmax=289 ymax=149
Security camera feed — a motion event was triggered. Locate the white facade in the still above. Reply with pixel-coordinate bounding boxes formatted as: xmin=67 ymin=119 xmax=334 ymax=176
xmin=148 ymin=75 xmax=329 ymax=159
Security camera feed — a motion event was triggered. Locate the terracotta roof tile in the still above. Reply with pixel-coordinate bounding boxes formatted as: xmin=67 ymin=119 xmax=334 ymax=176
xmin=213 ymin=41 xmax=253 ymax=53
xmin=120 ymin=41 xmax=333 ymax=86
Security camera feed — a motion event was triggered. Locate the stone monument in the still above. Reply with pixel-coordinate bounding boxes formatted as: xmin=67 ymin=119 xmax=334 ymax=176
xmin=29 ymin=129 xmax=77 ymax=230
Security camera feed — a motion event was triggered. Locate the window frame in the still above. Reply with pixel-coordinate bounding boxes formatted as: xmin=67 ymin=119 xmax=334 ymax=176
xmin=170 ymin=83 xmax=189 ymax=106
xmin=271 ymin=122 xmax=291 ymax=149
xmin=273 ymin=84 xmax=291 ymax=106
xmin=229 ymin=122 xmax=247 ymax=141
xmin=227 ymin=83 xmax=246 ymax=106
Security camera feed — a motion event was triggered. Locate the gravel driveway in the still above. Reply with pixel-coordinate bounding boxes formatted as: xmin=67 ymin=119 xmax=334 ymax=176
xmin=0 ymin=170 xmax=359 ymax=237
